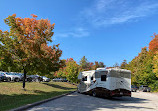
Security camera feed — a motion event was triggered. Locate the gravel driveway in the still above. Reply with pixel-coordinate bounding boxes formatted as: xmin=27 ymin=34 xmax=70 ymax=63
xmin=27 ymin=92 xmax=158 ymax=111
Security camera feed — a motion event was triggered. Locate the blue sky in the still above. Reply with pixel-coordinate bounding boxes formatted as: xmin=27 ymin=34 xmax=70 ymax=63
xmin=0 ymin=0 xmax=158 ymax=67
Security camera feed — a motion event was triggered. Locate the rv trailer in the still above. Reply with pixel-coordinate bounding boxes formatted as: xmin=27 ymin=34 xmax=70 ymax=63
xmin=77 ymin=68 xmax=131 ymax=97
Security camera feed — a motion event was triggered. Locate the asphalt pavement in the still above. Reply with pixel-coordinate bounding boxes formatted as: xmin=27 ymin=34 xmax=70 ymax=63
xmin=27 ymin=92 xmax=158 ymax=111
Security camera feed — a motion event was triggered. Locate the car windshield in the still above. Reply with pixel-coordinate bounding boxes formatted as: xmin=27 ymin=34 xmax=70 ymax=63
xmin=5 ymin=72 xmax=11 ymax=75
xmin=15 ymin=73 xmax=22 ymax=76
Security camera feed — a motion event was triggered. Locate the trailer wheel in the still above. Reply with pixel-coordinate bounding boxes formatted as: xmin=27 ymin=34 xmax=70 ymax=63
xmin=92 ymin=91 xmax=97 ymax=97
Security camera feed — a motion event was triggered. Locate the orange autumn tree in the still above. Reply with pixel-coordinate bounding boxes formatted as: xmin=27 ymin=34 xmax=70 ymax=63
xmin=0 ymin=14 xmax=62 ymax=88
xmin=149 ymin=33 xmax=158 ymax=78
xmin=149 ymin=33 xmax=158 ymax=53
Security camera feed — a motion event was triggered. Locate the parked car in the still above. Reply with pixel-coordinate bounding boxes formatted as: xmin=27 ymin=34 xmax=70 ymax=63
xmin=52 ymin=78 xmax=67 ymax=82
xmin=13 ymin=73 xmax=23 ymax=81
xmin=139 ymin=85 xmax=151 ymax=92
xmin=10 ymin=72 xmax=22 ymax=82
xmin=20 ymin=74 xmax=32 ymax=82
xmin=53 ymin=78 xmax=62 ymax=82
xmin=3 ymin=72 xmax=21 ymax=82
xmin=26 ymin=75 xmax=33 ymax=82
xmin=41 ymin=76 xmax=50 ymax=82
xmin=27 ymin=75 xmax=43 ymax=82
xmin=0 ymin=71 xmax=8 ymax=82
xmin=131 ymin=85 xmax=138 ymax=92
xmin=62 ymin=78 xmax=68 ymax=82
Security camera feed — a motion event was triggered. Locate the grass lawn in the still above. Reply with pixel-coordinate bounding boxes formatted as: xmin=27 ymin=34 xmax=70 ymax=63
xmin=0 ymin=82 xmax=77 ymax=111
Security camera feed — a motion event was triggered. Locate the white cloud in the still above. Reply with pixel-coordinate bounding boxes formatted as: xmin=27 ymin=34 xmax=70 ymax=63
xmin=81 ymin=0 xmax=158 ymax=26
xmin=53 ymin=0 xmax=158 ymax=39
xmin=54 ymin=27 xmax=89 ymax=38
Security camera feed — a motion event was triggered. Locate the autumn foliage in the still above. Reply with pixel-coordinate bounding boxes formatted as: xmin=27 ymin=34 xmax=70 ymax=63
xmin=54 ymin=56 xmax=105 ymax=83
xmin=149 ymin=33 xmax=158 ymax=53
xmin=125 ymin=33 xmax=158 ymax=91
xmin=0 ymin=14 xmax=62 ymax=88
xmin=3 ymin=14 xmax=56 ymax=60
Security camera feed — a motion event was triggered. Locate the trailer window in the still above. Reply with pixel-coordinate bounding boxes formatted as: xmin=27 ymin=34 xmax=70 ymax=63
xmin=82 ymin=76 xmax=87 ymax=81
xmin=101 ymin=75 xmax=106 ymax=81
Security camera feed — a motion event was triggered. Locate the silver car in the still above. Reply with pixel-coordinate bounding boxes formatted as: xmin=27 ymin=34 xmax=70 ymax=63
xmin=42 ymin=76 xmax=50 ymax=82
xmin=4 ymin=72 xmax=21 ymax=82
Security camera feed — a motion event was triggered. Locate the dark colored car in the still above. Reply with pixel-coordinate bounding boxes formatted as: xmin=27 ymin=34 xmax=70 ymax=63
xmin=139 ymin=85 xmax=151 ymax=92
xmin=27 ymin=75 xmax=43 ymax=82
xmin=131 ymin=85 xmax=138 ymax=92
xmin=21 ymin=75 xmax=32 ymax=82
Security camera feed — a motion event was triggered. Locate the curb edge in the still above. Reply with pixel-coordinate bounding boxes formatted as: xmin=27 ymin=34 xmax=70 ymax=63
xmin=9 ymin=91 xmax=76 ymax=111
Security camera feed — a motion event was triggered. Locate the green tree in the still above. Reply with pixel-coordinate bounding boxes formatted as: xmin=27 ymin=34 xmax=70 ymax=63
xmin=91 ymin=61 xmax=105 ymax=70
xmin=153 ymin=52 xmax=158 ymax=78
xmin=126 ymin=47 xmax=157 ymax=86
xmin=79 ymin=56 xmax=89 ymax=70
xmin=126 ymin=47 xmax=148 ymax=85
xmin=98 ymin=62 xmax=105 ymax=68
xmin=54 ymin=68 xmax=66 ymax=78
xmin=54 ymin=58 xmax=79 ymax=83
xmin=65 ymin=58 xmax=79 ymax=83
xmin=120 ymin=60 xmax=127 ymax=69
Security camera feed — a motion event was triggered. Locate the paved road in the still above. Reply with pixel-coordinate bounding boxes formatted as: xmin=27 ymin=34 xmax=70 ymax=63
xmin=27 ymin=92 xmax=158 ymax=111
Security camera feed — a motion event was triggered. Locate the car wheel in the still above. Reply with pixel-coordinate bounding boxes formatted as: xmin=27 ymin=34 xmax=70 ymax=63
xmin=29 ymin=78 xmax=32 ymax=82
xmin=7 ymin=78 xmax=11 ymax=82
xmin=16 ymin=78 xmax=20 ymax=82
xmin=92 ymin=91 xmax=97 ymax=97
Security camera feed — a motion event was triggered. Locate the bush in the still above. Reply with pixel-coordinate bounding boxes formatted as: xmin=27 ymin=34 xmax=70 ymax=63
xmin=149 ymin=81 xmax=158 ymax=92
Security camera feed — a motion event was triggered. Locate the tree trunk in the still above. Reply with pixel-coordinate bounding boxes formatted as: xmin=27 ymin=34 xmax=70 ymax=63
xmin=23 ymin=68 xmax=26 ymax=89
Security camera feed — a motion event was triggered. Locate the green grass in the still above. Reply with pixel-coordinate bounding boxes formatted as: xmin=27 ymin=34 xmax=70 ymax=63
xmin=0 ymin=82 xmax=77 ymax=111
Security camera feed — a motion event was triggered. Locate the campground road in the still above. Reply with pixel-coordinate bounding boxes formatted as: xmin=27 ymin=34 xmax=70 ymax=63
xmin=27 ymin=92 xmax=158 ymax=111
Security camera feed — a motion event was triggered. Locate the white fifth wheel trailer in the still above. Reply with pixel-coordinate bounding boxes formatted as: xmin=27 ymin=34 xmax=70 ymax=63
xmin=77 ymin=68 xmax=131 ymax=97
